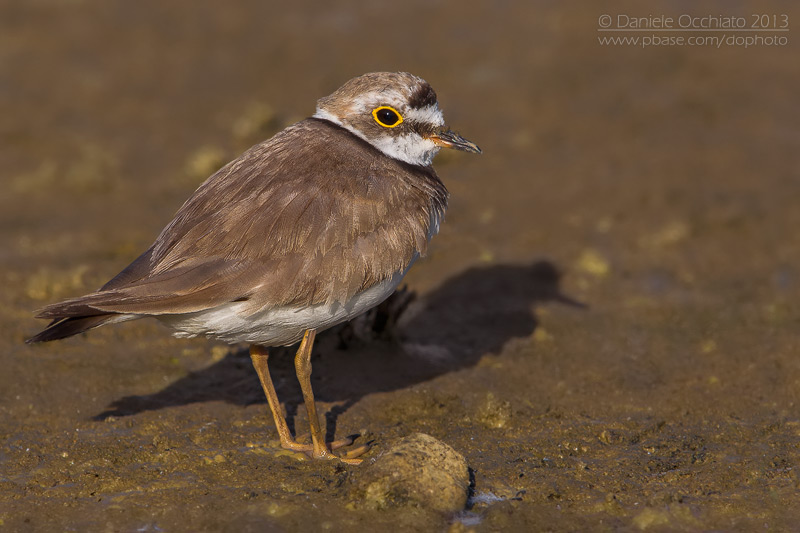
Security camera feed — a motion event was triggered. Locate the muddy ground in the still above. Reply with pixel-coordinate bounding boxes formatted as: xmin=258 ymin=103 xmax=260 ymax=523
xmin=2 ymin=1 xmax=800 ymax=531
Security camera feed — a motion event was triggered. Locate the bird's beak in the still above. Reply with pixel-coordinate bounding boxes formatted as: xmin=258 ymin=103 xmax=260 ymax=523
xmin=427 ymin=128 xmax=482 ymax=154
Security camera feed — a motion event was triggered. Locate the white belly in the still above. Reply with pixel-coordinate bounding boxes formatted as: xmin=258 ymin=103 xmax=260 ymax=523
xmin=157 ymin=266 xmax=410 ymax=346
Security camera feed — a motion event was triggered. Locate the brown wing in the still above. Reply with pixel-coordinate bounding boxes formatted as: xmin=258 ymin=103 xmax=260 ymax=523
xmin=34 ymin=118 xmax=448 ymax=320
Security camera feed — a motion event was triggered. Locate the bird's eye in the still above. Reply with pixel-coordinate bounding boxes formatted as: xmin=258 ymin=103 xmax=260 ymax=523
xmin=372 ymin=106 xmax=403 ymax=128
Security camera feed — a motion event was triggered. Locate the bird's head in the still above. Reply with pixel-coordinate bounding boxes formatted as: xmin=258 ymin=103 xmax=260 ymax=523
xmin=314 ymin=71 xmax=481 ymax=167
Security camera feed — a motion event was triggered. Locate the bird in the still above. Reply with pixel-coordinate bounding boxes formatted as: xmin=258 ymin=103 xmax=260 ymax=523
xmin=27 ymin=71 xmax=481 ymax=464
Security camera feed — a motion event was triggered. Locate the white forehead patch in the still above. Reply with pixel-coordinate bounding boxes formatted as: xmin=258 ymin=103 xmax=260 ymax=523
xmin=405 ymin=105 xmax=445 ymax=127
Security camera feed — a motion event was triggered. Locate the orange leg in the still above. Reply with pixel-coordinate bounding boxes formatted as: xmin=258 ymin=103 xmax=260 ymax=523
xmin=249 ymin=344 xmax=307 ymax=452
xmin=292 ymin=329 xmax=339 ymax=460
xmin=249 ymin=333 xmax=367 ymax=464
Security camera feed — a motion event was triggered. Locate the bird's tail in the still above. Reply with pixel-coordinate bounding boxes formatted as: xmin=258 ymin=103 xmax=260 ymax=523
xmin=26 ymin=314 xmax=122 ymax=344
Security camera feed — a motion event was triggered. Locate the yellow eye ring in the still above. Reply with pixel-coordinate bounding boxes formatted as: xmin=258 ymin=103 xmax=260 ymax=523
xmin=372 ymin=106 xmax=404 ymax=128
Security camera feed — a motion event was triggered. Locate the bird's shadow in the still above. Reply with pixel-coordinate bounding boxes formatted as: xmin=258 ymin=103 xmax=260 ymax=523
xmin=93 ymin=260 xmax=584 ymax=438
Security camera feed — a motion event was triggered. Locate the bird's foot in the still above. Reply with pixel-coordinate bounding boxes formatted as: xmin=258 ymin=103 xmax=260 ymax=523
xmin=287 ymin=433 xmax=370 ymax=465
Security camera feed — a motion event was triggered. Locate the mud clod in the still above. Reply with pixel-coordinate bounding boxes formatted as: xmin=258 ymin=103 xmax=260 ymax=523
xmin=349 ymin=433 xmax=469 ymax=512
